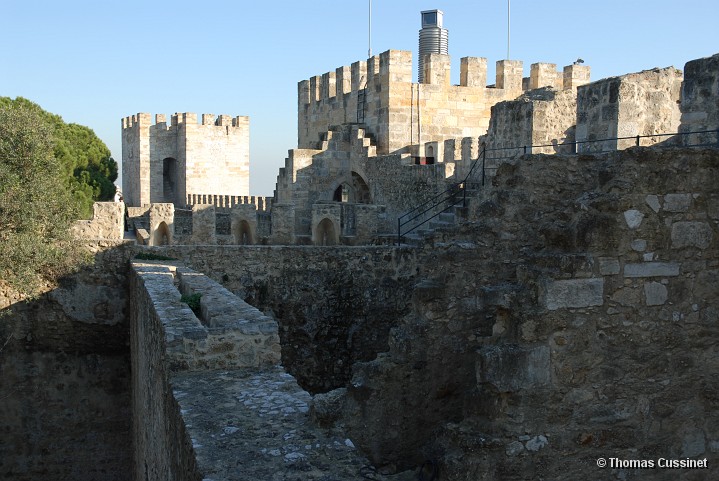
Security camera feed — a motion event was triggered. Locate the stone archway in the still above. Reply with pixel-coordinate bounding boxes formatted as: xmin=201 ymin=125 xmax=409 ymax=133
xmin=333 ymin=183 xmax=352 ymax=203
xmin=350 ymin=171 xmax=371 ymax=204
xmin=314 ymin=218 xmax=338 ymax=246
xmin=152 ymin=221 xmax=171 ymax=246
xmin=232 ymin=219 xmax=254 ymax=245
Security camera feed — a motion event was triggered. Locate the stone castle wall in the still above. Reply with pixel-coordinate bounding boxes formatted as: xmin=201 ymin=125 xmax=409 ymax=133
xmin=680 ymin=53 xmax=719 ymax=145
xmin=315 ymin=147 xmax=719 ymax=478
xmin=298 ymin=49 xmax=590 ymax=155
xmin=0 ymin=241 xmax=135 ymax=481
xmin=577 ymin=67 xmax=683 ymax=152
xmin=72 ymin=201 xmax=125 ymax=240
xmin=272 ymin=125 xmax=458 ymax=244
xmin=121 ymin=113 xmax=249 ymax=207
xmin=140 ymin=245 xmax=419 ymax=393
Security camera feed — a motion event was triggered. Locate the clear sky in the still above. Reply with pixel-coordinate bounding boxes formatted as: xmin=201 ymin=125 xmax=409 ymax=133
xmin=2 ymin=0 xmax=717 ymax=195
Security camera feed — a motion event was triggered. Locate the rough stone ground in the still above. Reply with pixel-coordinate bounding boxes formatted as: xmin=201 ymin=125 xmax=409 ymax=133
xmin=171 ymin=366 xmax=416 ymax=481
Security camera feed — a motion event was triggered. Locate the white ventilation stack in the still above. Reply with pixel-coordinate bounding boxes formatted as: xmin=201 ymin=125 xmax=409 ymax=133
xmin=418 ymin=9 xmax=448 ymax=83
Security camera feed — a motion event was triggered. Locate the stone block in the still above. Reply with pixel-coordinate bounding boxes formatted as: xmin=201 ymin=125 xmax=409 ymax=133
xmin=476 ymin=344 xmax=550 ymax=392
xmin=644 ymin=282 xmax=668 ymax=306
xmin=681 ymin=429 xmax=706 ymax=457
xmin=663 ymin=193 xmax=692 ymax=212
xmin=631 ymin=239 xmax=648 ymax=252
xmin=623 ymin=209 xmax=644 ymax=229
xmin=645 ymin=194 xmax=661 ymax=213
xmin=599 ymin=258 xmax=620 ymax=275
xmin=525 ymin=435 xmax=549 ymax=452
xmin=544 ymin=278 xmax=604 ymax=310
xmin=671 ymin=221 xmax=713 ymax=249
xmin=624 ymin=262 xmax=680 ymax=278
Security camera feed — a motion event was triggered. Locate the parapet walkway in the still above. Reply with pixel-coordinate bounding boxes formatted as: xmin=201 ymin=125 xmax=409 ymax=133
xmin=173 ymin=367 xmax=369 ymax=480
xmin=130 ymin=260 xmax=414 ymax=480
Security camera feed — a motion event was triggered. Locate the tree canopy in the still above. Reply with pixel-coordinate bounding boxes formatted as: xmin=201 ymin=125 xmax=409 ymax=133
xmin=0 ymin=99 xmax=91 ymax=297
xmin=0 ymin=97 xmax=118 ymax=218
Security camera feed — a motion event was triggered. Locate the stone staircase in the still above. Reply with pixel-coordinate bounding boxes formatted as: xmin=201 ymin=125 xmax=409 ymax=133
xmin=400 ymin=202 xmax=470 ymax=246
xmin=318 ymin=124 xmax=377 ymax=159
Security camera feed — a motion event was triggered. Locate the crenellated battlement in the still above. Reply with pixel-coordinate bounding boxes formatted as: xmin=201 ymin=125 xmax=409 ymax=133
xmin=299 ymin=50 xmax=590 ymax=107
xmin=122 ymin=113 xmax=249 ymax=130
xmin=297 ymin=49 xmax=590 ymax=155
xmin=185 ymin=194 xmax=272 ymax=212
xmin=122 ymin=111 xmax=250 ymax=207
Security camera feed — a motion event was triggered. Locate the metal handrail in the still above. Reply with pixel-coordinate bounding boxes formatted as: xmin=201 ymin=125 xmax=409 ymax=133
xmin=397 ymin=146 xmax=487 ymax=244
xmin=396 ymin=128 xmax=718 ymax=245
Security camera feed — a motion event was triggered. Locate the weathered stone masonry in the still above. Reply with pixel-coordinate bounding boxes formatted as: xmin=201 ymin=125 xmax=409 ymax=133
xmin=128 ymin=261 xmax=390 ymax=480
xmin=122 ymin=112 xmax=250 ymax=207
xmin=146 ymin=245 xmax=419 ymax=393
xmin=315 ymin=147 xmax=719 ymax=479
xmin=0 ymin=241 xmax=135 ymax=481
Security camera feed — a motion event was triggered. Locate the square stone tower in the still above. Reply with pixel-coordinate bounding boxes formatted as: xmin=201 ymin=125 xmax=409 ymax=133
xmin=121 ymin=112 xmax=250 ymax=207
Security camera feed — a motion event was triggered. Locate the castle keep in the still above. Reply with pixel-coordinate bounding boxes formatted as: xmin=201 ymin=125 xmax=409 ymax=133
xmin=121 ymin=112 xmax=250 ymax=207
xmin=297 ymin=50 xmax=590 ymax=157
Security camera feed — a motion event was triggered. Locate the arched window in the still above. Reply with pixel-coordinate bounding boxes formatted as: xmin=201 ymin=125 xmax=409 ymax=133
xmin=350 ymin=171 xmax=371 ymax=203
xmin=425 ymin=145 xmax=435 ymax=164
xmin=333 ymin=183 xmax=351 ymax=203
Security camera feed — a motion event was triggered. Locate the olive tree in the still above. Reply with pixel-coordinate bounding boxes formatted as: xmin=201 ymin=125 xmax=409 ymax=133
xmin=0 ymin=102 xmax=87 ymax=297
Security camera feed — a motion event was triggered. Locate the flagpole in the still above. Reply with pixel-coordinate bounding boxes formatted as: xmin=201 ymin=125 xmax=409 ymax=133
xmin=368 ymin=0 xmax=372 ymax=58
xmin=507 ymin=0 xmax=511 ymax=59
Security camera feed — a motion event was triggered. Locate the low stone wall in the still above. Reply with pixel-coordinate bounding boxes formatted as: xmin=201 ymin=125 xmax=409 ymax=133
xmin=139 ymin=245 xmax=419 ymax=393
xmin=72 ymin=201 xmax=124 ymax=239
xmin=130 ymin=263 xmax=199 ymax=481
xmin=128 ymin=260 xmax=387 ymax=480
xmin=174 ymin=265 xmax=281 ymax=369
xmin=0 ymin=241 xmax=135 ymax=481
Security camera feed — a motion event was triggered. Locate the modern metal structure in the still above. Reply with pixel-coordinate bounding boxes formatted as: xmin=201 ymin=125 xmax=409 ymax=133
xmin=418 ymin=9 xmax=448 ymax=83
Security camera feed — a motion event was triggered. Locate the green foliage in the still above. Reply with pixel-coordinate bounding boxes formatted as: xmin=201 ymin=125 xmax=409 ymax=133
xmin=134 ymin=252 xmax=177 ymax=261
xmin=0 ymin=97 xmax=117 ymax=218
xmin=180 ymin=293 xmax=202 ymax=317
xmin=0 ymin=101 xmax=89 ymax=296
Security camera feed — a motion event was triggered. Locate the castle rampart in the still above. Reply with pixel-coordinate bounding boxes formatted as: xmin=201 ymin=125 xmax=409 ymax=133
xmin=680 ymin=53 xmax=719 ymax=145
xmin=185 ymin=194 xmax=272 ymax=212
xmin=576 ymin=67 xmax=683 ymax=152
xmin=121 ymin=112 xmax=250 ymax=207
xmin=298 ymin=49 xmax=590 ymax=156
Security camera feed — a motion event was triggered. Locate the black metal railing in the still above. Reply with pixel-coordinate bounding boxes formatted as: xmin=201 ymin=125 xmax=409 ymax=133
xmin=396 ymin=128 xmax=719 ymax=245
xmin=397 ymin=145 xmax=487 ymax=245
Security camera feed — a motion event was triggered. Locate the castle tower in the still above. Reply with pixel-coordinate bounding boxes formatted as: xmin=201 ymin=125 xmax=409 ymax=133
xmin=121 ymin=113 xmax=250 ymax=207
xmin=418 ymin=9 xmax=448 ymax=83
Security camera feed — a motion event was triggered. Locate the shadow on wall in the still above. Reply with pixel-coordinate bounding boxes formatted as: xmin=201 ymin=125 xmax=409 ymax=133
xmin=0 ymin=241 xmax=135 ymax=481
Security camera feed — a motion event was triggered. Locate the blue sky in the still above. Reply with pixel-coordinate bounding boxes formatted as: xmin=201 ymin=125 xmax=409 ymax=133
xmin=2 ymin=0 xmax=717 ymax=195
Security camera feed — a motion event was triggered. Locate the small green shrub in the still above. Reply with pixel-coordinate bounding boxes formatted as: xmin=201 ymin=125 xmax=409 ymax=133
xmin=180 ymin=293 xmax=202 ymax=317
